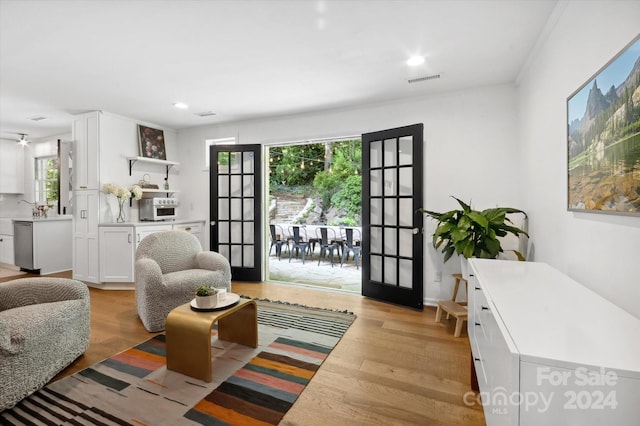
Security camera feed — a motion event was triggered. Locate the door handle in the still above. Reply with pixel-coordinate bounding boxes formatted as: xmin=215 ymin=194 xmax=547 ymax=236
xmin=210 ymin=221 xmax=216 ymax=226
xmin=412 ymin=227 xmax=420 ymax=234
xmin=128 ymin=233 xmax=132 ymax=244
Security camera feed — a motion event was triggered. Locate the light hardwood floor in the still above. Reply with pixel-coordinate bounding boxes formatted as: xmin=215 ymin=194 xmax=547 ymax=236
xmin=1 ymin=272 xmax=485 ymax=425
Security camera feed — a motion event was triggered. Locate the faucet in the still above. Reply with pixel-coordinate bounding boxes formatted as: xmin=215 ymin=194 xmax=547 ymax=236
xmin=19 ymin=200 xmax=41 ymax=218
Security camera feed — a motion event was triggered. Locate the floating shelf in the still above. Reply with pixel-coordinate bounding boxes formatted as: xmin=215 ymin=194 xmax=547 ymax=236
xmin=140 ymin=188 xmax=179 ymax=194
xmin=127 ymin=156 xmax=179 ymax=177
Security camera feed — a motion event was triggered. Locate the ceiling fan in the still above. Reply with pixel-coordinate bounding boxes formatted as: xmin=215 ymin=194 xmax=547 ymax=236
xmin=0 ymin=133 xmax=30 ymax=145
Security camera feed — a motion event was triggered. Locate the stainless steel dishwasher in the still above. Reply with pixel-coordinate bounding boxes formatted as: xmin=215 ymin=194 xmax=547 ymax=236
xmin=13 ymin=221 xmax=34 ymax=271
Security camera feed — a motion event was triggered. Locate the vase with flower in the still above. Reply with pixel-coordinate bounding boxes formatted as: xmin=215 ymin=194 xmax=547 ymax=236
xmin=102 ymin=183 xmax=143 ymax=223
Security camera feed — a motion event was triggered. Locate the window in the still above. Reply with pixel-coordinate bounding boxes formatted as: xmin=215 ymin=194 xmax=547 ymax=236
xmin=35 ymin=156 xmax=59 ymax=208
xmin=204 ymin=137 xmax=235 ymax=169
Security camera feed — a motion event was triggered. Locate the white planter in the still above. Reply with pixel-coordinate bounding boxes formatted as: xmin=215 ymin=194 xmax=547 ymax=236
xmin=460 ymin=256 xmax=470 ymax=281
xmin=195 ymin=293 xmax=219 ymax=309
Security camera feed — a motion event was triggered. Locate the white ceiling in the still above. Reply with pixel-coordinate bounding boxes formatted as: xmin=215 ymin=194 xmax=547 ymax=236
xmin=0 ymin=0 xmax=558 ymax=142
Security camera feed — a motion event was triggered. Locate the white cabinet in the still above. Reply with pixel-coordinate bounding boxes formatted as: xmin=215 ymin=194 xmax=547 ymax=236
xmin=98 ymin=221 xmax=206 ymax=284
xmin=0 ymin=140 xmax=25 ymax=194
xmin=468 ymin=259 xmax=640 ymax=426
xmin=73 ymin=190 xmax=100 ymax=283
xmin=173 ymin=221 xmax=204 ymax=246
xmin=0 ymin=235 xmax=14 ymax=264
xmin=72 ymin=111 xmax=100 ymax=190
xmin=135 ymin=224 xmax=172 ymax=247
xmin=13 ymin=218 xmax=72 ymax=274
xmin=99 ymin=226 xmax=135 ymax=282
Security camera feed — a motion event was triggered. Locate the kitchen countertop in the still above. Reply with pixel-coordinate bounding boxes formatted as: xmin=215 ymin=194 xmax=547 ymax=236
xmin=99 ymin=219 xmax=205 ymax=227
xmin=11 ymin=215 xmax=73 ymax=222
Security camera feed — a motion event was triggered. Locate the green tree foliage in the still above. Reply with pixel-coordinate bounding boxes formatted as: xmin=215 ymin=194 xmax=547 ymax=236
xmin=268 ymin=144 xmax=325 ymax=186
xmin=268 ymin=139 xmax=362 ymax=224
xmin=313 ymin=140 xmax=361 ymax=220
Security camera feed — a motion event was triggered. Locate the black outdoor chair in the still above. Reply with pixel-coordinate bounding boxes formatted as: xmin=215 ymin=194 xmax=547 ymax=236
xmin=269 ymin=224 xmax=289 ymax=260
xmin=316 ymin=227 xmax=339 ymax=267
xmin=288 ymin=226 xmax=310 ymax=264
xmin=341 ymin=227 xmax=362 ymax=269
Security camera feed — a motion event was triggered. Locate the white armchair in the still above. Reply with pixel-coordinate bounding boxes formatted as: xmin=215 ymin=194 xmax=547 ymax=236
xmin=0 ymin=277 xmax=90 ymax=410
xmin=134 ymin=230 xmax=231 ymax=332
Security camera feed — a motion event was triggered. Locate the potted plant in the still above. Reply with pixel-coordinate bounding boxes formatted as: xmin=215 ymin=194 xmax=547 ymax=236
xmin=195 ymin=285 xmax=219 ymax=309
xmin=420 ymin=197 xmax=529 ymax=279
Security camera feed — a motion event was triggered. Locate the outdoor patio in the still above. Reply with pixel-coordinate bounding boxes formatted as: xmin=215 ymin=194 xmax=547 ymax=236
xmin=266 ymin=232 xmax=362 ymax=293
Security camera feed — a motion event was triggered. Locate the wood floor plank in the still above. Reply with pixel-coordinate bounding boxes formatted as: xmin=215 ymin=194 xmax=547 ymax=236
xmin=1 ymin=273 xmax=485 ymax=425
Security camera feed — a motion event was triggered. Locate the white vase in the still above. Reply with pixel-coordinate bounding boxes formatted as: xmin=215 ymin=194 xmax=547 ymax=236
xmin=195 ymin=294 xmax=219 ymax=309
xmin=460 ymin=256 xmax=470 ymax=281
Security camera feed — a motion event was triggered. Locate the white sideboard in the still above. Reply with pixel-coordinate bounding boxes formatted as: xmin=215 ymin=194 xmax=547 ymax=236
xmin=468 ymin=258 xmax=640 ymax=426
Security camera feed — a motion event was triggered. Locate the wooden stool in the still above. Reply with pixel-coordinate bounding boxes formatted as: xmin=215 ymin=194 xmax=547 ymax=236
xmin=435 ymin=273 xmax=468 ymax=337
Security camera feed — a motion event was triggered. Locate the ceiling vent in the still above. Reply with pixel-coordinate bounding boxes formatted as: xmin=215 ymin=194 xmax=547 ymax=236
xmin=408 ymin=74 xmax=441 ymax=84
xmin=195 ymin=111 xmax=216 ymax=117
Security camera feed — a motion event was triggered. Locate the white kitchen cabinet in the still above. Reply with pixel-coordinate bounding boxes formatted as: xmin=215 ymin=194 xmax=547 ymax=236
xmin=73 ymin=190 xmax=100 ymax=283
xmin=13 ymin=217 xmax=72 ymax=275
xmin=98 ymin=221 xmax=206 ymax=284
xmin=468 ymin=259 xmax=640 ymax=426
xmin=72 ymin=111 xmax=100 ymax=190
xmin=173 ymin=221 xmax=204 ymax=246
xmin=135 ymin=224 xmax=173 ymax=247
xmin=0 ymin=140 xmax=25 ymax=194
xmin=99 ymin=226 xmax=135 ymax=282
xmin=0 ymin=235 xmax=14 ymax=265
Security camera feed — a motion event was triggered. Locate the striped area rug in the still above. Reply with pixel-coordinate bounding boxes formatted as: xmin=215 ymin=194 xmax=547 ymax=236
xmin=0 ymin=299 xmax=355 ymax=425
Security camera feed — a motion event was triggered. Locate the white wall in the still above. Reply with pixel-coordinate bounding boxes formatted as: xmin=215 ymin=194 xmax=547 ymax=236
xmin=98 ymin=112 xmax=178 ymax=223
xmin=518 ymin=0 xmax=640 ymax=317
xmin=177 ymin=84 xmax=521 ymax=303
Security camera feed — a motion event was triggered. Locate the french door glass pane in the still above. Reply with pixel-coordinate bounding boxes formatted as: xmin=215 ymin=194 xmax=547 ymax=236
xmin=218 ymin=222 xmax=229 ymax=243
xmin=371 ymin=199 xmax=382 ymax=225
xmin=243 ymin=151 xmax=254 ymax=173
xmin=370 ymin=140 xmax=382 ymax=167
xmin=398 ymin=136 xmax=413 ymax=165
xmin=371 ymin=255 xmax=382 ymax=282
xmin=384 ymin=198 xmax=396 ymax=225
xmin=218 ymin=199 xmax=229 ymax=220
xmin=399 ymin=168 xmax=413 ymax=196
xmin=371 ymin=170 xmax=382 ymax=196
xmin=383 ymin=138 xmax=397 ymax=166
xmin=384 ymin=257 xmax=397 ymax=285
xmin=384 ymin=228 xmax=396 ymax=256
xmin=399 ymin=199 xmax=412 ymax=226
xmin=384 ymin=169 xmax=396 ymax=196
xmin=230 ymin=222 xmax=242 ymax=243
xmin=231 ymin=176 xmax=242 ymax=197
xmin=399 ymin=259 xmax=412 ymax=288
xmin=218 ymin=176 xmax=229 ymax=196
xmin=399 ymin=229 xmax=413 ymax=258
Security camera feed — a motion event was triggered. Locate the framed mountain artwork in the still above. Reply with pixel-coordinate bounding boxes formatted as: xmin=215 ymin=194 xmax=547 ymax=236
xmin=567 ymin=35 xmax=640 ymax=215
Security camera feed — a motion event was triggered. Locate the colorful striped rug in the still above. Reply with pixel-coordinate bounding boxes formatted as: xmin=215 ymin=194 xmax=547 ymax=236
xmin=0 ymin=299 xmax=355 ymax=425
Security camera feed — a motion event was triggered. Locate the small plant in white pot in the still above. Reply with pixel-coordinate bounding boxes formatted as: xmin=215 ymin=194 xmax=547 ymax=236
xmin=195 ymin=285 xmax=219 ymax=309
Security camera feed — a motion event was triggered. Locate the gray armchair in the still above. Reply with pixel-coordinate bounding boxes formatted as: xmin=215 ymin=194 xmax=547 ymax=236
xmin=0 ymin=277 xmax=90 ymax=411
xmin=135 ymin=230 xmax=231 ymax=332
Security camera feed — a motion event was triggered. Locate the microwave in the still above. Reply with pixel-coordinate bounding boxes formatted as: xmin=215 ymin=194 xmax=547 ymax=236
xmin=139 ymin=197 xmax=178 ymax=221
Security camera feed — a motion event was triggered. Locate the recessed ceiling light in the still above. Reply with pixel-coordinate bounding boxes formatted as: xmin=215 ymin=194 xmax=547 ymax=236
xmin=406 ymin=55 xmax=425 ymax=67
xmin=173 ymin=102 xmax=189 ymax=109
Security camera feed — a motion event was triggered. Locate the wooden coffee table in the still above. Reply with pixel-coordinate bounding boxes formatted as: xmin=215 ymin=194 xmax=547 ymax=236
xmin=165 ymin=296 xmax=257 ymax=382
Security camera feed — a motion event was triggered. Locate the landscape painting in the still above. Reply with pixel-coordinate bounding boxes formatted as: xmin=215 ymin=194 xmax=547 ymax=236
xmin=567 ymin=36 xmax=640 ymax=215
